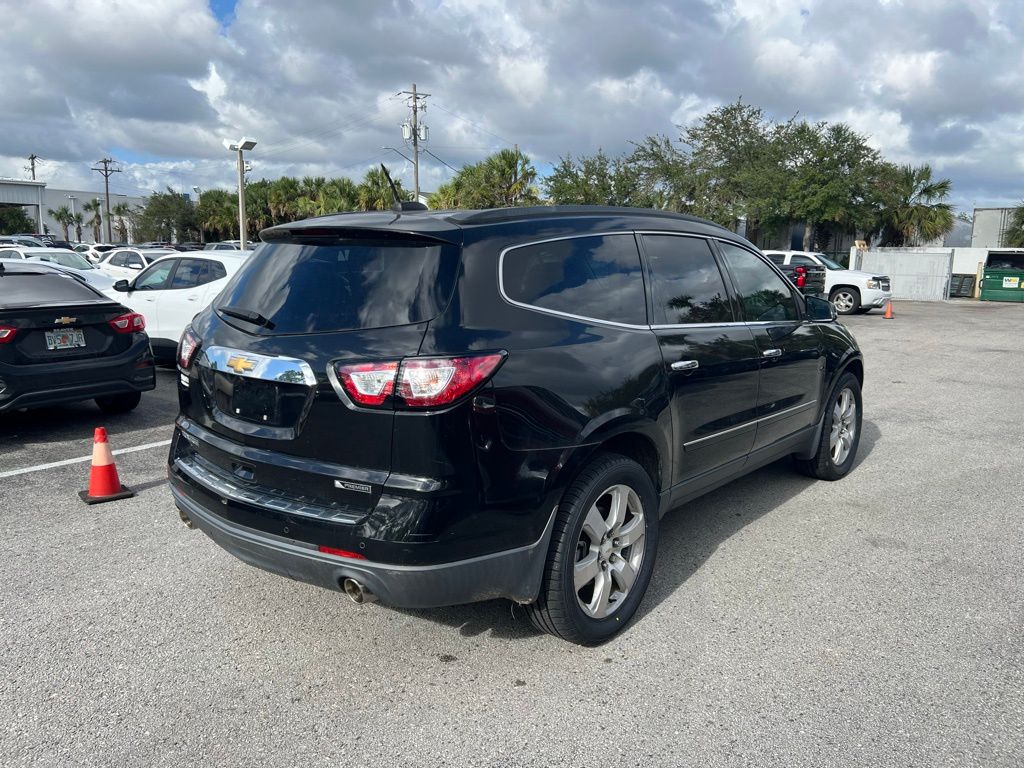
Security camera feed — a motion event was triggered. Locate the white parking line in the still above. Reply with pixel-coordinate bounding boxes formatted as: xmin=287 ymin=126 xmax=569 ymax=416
xmin=0 ymin=439 xmax=173 ymax=479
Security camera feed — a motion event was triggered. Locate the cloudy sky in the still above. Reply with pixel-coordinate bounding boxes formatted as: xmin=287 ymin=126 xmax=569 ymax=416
xmin=1 ymin=0 xmax=1021 ymax=211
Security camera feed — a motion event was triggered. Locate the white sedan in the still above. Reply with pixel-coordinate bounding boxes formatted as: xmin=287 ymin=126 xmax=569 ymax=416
xmin=108 ymin=251 xmax=251 ymax=361
xmin=96 ymin=247 xmax=175 ymax=280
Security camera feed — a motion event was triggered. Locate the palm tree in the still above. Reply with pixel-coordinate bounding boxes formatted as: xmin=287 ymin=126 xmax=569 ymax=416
xmin=877 ymin=164 xmax=955 ymax=246
xmin=1003 ymin=204 xmax=1024 ymax=248
xmin=47 ymin=205 xmax=74 ymax=241
xmin=82 ymin=199 xmax=103 ymax=242
xmin=483 ymin=148 xmax=539 ymax=207
xmin=357 ymin=167 xmax=406 ymax=211
xmin=72 ymin=212 xmax=84 ymax=242
xmin=111 ymin=202 xmax=131 ymax=242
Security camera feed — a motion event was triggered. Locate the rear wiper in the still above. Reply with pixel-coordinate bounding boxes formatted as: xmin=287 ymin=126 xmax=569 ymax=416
xmin=219 ymin=305 xmax=275 ymax=329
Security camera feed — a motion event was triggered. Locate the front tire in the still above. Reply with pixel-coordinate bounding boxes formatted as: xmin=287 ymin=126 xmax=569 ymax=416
xmin=830 ymin=287 xmax=861 ymax=315
xmin=527 ymin=453 xmax=659 ymax=645
xmin=95 ymin=391 xmax=141 ymax=414
xmin=795 ymin=372 xmax=862 ymax=480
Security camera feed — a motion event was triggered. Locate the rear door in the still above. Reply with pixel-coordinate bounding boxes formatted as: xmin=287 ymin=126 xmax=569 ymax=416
xmin=640 ymin=233 xmax=761 ymax=488
xmin=156 ymin=258 xmax=221 ymax=343
xmin=716 ymin=241 xmax=825 ymax=451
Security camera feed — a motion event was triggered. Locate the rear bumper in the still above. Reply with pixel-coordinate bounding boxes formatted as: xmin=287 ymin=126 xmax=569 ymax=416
xmin=172 ymin=483 xmax=555 ymax=608
xmin=0 ymin=337 xmax=155 ymax=412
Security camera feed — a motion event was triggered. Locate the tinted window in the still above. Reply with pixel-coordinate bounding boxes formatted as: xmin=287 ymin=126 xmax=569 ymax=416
xmin=642 ymin=235 xmax=733 ymax=325
xmin=0 ymin=249 xmax=23 ymax=259
xmin=791 ymin=255 xmax=816 ymax=266
xmin=718 ymin=242 xmax=799 ymax=322
xmin=170 ymin=258 xmax=210 ymax=289
xmin=1 ymin=272 xmax=104 ymax=306
xmin=127 ymin=253 xmax=145 ymax=268
xmin=108 ymin=251 xmax=127 ymax=267
xmin=136 ymin=260 xmax=175 ymax=290
xmin=765 ymin=253 xmax=785 ymax=265
xmin=209 ymin=261 xmax=227 ymax=281
xmin=216 ymin=240 xmax=459 ymax=334
xmin=503 ymin=234 xmax=645 ymax=325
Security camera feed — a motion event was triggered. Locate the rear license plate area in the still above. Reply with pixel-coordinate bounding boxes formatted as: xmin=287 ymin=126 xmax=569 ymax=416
xmin=45 ymin=328 xmax=86 ymax=350
xmin=230 ymin=377 xmax=279 ymax=424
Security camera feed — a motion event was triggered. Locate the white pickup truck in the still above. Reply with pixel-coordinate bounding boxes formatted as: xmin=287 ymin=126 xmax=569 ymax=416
xmin=763 ymin=250 xmax=892 ymax=315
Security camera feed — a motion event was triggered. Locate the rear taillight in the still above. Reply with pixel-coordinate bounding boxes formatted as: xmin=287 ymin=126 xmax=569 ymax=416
xmin=334 ymin=353 xmax=505 ymax=409
xmin=0 ymin=325 xmax=16 ymax=344
xmin=177 ymin=327 xmax=200 ymax=370
xmin=794 ymin=266 xmax=807 ymax=288
xmin=109 ymin=312 xmax=145 ymax=334
xmin=317 ymin=545 xmax=367 ymax=560
xmin=335 ymin=361 xmax=400 ymax=406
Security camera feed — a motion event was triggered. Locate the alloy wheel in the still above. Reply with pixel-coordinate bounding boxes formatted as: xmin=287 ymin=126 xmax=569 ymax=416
xmin=573 ymin=484 xmax=646 ymax=619
xmin=829 ymin=387 xmax=857 ymax=465
xmin=832 ymin=291 xmax=855 ymax=313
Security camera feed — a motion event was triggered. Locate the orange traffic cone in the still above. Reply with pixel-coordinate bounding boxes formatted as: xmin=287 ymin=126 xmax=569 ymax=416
xmin=79 ymin=427 xmax=135 ymax=504
xmin=884 ymin=299 xmax=894 ymax=319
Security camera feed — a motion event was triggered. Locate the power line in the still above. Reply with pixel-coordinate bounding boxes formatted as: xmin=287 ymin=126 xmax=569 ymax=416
xmin=91 ymin=158 xmax=121 ymax=242
xmin=422 ymin=148 xmax=459 ymax=173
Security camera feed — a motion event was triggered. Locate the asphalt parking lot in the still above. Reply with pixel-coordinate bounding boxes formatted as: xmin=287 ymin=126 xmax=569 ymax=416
xmin=2 ymin=301 xmax=1022 ymax=767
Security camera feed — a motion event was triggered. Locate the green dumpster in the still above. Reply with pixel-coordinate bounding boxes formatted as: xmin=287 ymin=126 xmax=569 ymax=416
xmin=980 ymin=250 xmax=1024 ymax=302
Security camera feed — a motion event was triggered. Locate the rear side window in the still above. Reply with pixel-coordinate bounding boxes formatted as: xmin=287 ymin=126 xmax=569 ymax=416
xmin=642 ymin=235 xmax=734 ymax=325
xmin=791 ymin=255 xmax=816 ymax=266
xmin=502 ymin=234 xmax=646 ymax=325
xmin=1 ymin=273 xmax=103 ymax=306
xmin=209 ymin=261 xmax=227 ymax=281
xmin=216 ymin=240 xmax=459 ymax=333
xmin=718 ymin=242 xmax=799 ymax=322
xmin=765 ymin=253 xmax=785 ymax=265
xmin=170 ymin=259 xmax=210 ymax=289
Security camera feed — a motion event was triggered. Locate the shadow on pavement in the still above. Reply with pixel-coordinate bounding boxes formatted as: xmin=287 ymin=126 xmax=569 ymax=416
xmin=395 ymin=418 xmax=882 ymax=642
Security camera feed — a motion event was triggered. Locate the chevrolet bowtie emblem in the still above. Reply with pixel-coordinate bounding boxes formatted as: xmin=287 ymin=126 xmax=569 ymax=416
xmin=54 ymin=316 xmax=77 ymax=325
xmin=225 ymin=355 xmax=257 ymax=374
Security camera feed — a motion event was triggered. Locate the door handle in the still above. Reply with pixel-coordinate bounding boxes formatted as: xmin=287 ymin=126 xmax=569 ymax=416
xmin=762 ymin=348 xmax=782 ymax=358
xmin=186 ymin=295 xmax=200 ymax=301
xmin=670 ymin=359 xmax=699 ymax=371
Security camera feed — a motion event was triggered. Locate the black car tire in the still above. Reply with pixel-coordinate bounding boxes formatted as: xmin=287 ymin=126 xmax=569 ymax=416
xmin=829 ymin=287 xmax=861 ymax=315
xmin=795 ymin=372 xmax=862 ymax=480
xmin=526 ymin=453 xmax=659 ymax=645
xmin=95 ymin=391 xmax=142 ymax=414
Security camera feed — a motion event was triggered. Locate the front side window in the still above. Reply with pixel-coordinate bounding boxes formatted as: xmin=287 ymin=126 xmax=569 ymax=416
xmin=135 ymin=260 xmax=175 ymax=290
xmin=718 ymin=242 xmax=799 ymax=322
xmin=108 ymin=251 xmax=127 ymax=267
xmin=642 ymin=235 xmax=733 ymax=325
xmin=502 ymin=234 xmax=646 ymax=325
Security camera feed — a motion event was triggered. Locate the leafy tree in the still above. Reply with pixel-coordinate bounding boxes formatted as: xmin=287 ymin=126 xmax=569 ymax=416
xmin=1003 ymin=204 xmax=1024 ymax=248
xmin=47 ymin=205 xmax=74 ymax=240
xmin=543 ymin=149 xmax=649 ymax=206
xmin=197 ymin=189 xmax=236 ymax=241
xmin=0 ymin=206 xmax=36 ymax=235
xmin=134 ymin=187 xmax=198 ymax=242
xmin=82 ymin=198 xmax=103 ymax=242
xmin=873 ymin=164 xmax=955 ymax=246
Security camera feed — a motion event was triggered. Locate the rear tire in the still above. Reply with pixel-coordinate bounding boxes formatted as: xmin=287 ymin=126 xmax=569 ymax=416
xmin=795 ymin=372 xmax=862 ymax=480
xmin=95 ymin=392 xmax=141 ymax=414
xmin=526 ymin=453 xmax=659 ymax=645
xmin=830 ymin=287 xmax=861 ymax=315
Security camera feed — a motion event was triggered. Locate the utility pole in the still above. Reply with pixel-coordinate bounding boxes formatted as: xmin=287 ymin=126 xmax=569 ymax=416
xmin=26 ymin=154 xmax=39 ymax=180
xmin=400 ymin=83 xmax=430 ymax=200
xmin=91 ymin=158 xmax=121 ymax=242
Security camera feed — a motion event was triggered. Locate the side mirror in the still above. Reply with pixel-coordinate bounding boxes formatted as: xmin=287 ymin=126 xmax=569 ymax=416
xmin=113 ymin=279 xmax=130 ymax=292
xmin=128 ymin=263 xmax=143 ymax=270
xmin=805 ymin=295 xmax=837 ymax=322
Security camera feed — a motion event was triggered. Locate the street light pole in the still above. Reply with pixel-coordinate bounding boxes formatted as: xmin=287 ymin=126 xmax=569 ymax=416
xmin=192 ymin=186 xmax=204 ymax=244
xmin=224 ymin=137 xmax=257 ymax=250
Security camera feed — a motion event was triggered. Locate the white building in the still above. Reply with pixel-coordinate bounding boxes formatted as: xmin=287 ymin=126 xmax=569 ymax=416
xmin=0 ymin=177 xmax=146 ymax=243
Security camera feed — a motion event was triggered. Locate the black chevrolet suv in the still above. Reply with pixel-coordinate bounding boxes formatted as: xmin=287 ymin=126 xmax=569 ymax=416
xmin=169 ymin=206 xmax=863 ymax=644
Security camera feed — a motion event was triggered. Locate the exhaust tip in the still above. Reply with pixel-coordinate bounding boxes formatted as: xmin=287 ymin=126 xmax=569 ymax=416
xmin=342 ymin=577 xmax=376 ymax=604
xmin=178 ymin=508 xmax=195 ymax=529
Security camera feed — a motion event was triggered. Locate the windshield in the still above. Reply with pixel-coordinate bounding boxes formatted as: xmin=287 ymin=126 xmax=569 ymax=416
xmin=817 ymin=255 xmax=845 ymax=270
xmin=215 ymin=239 xmax=460 ymax=334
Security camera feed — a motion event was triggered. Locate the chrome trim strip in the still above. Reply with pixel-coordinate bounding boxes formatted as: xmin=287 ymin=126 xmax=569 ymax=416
xmin=199 ymin=346 xmax=317 ymax=386
xmin=497 ymin=232 xmax=651 ymax=330
xmin=683 ymin=400 xmax=818 ymax=448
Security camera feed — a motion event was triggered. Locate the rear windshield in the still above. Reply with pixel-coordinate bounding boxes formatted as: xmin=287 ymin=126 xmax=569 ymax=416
xmin=0 ymin=272 xmax=104 ymax=307
xmin=215 ymin=240 xmax=459 ymax=333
